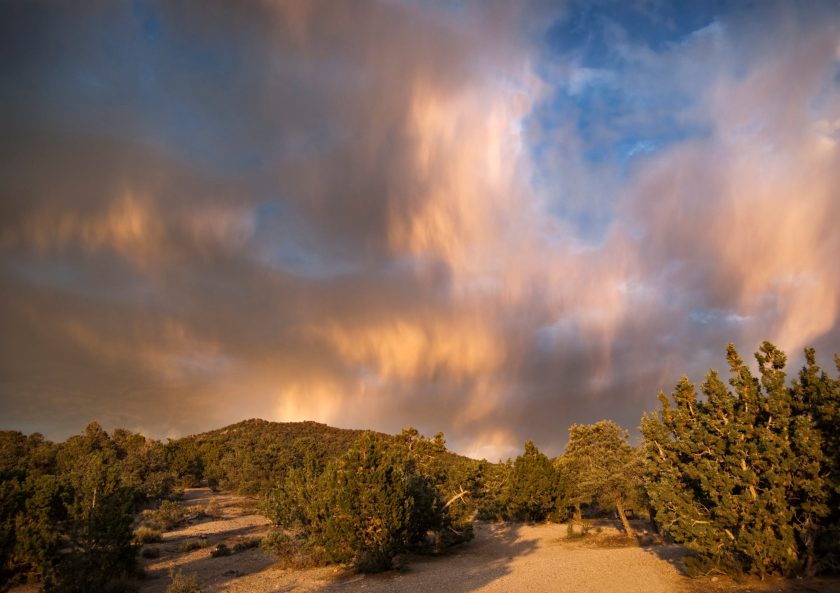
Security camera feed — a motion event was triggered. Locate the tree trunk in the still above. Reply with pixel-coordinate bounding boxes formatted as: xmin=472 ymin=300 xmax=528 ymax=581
xmin=615 ymin=498 xmax=635 ymax=538
xmin=571 ymin=502 xmax=582 ymax=535
xmin=647 ymin=503 xmax=660 ymax=534
xmin=802 ymin=518 xmax=818 ymax=578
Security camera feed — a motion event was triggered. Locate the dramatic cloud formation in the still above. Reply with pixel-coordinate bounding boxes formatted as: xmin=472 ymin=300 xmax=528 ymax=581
xmin=1 ymin=1 xmax=839 ymax=459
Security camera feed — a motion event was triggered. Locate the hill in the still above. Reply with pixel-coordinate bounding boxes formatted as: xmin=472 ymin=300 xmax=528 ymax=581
xmin=165 ymin=418 xmax=485 ymax=496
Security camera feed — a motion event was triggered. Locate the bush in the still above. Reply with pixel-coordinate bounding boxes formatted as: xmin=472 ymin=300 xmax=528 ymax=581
xmin=179 ymin=539 xmax=207 ymax=552
xmin=210 ymin=543 xmax=231 ymax=558
xmin=204 ymin=499 xmax=221 ymax=518
xmin=308 ymin=433 xmax=448 ymax=572
xmin=261 ymin=530 xmax=293 ymax=555
xmin=134 ymin=526 xmax=162 ymax=544
xmin=232 ymin=539 xmax=259 ymax=553
xmin=166 ymin=569 xmax=201 ymax=593
xmin=153 ymin=500 xmax=187 ymax=530
xmin=505 ymin=441 xmax=558 ymax=522
xmin=48 ymin=462 xmax=138 ymax=593
xmin=263 ymin=432 xmax=474 ymax=573
xmin=260 ymin=530 xmax=319 ymax=567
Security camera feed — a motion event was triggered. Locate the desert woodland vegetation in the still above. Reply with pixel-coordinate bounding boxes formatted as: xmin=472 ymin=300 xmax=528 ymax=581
xmin=1 ymin=342 xmax=838 ymax=592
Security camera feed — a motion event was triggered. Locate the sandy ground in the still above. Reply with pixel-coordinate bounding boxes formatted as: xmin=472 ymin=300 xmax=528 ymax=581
xmin=135 ymin=489 xmax=839 ymax=593
xmin=138 ymin=488 xmax=274 ymax=593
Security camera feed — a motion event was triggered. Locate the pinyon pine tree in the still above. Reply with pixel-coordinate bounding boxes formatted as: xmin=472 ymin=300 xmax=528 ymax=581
xmin=641 ymin=342 xmax=837 ymax=577
xmin=558 ymin=421 xmax=640 ymax=537
xmin=505 ymin=441 xmax=558 ymax=522
xmin=791 ymin=349 xmax=840 ymax=573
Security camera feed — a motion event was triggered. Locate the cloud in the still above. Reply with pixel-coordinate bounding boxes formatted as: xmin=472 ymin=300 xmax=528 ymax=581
xmin=1 ymin=1 xmax=839 ymax=458
xmin=624 ymin=8 xmax=840 ymax=356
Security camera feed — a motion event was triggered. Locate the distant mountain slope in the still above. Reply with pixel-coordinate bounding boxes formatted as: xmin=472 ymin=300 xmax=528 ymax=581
xmin=190 ymin=418 xmax=387 ymax=458
xmin=167 ymin=418 xmax=483 ymax=495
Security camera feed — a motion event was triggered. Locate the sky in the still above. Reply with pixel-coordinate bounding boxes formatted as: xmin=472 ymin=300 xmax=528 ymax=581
xmin=1 ymin=0 xmax=839 ymax=460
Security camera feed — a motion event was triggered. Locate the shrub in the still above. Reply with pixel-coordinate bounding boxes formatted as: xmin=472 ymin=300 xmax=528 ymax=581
xmin=48 ymin=459 xmax=138 ymax=593
xmin=263 ymin=432 xmax=475 ymax=573
xmin=232 ymin=539 xmax=259 ymax=553
xmin=134 ymin=527 xmax=162 ymax=544
xmin=210 ymin=543 xmax=231 ymax=558
xmin=153 ymin=500 xmax=187 ymax=530
xmin=237 ymin=481 xmax=260 ymax=496
xmin=165 ymin=569 xmax=201 ymax=593
xmin=260 ymin=530 xmax=318 ymax=567
xmin=179 ymin=539 xmax=207 ymax=552
xmin=261 ymin=530 xmax=293 ymax=555
xmin=307 ymin=433 xmax=447 ymax=572
xmin=505 ymin=441 xmax=559 ymax=522
xmin=204 ymin=499 xmax=220 ymax=518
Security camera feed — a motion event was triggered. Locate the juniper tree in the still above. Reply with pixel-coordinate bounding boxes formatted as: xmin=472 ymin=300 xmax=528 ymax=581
xmin=791 ymin=348 xmax=840 ymax=573
xmin=307 ymin=432 xmax=443 ymax=572
xmin=642 ymin=343 xmax=836 ymax=577
xmin=264 ymin=437 xmax=329 ymax=529
xmin=50 ymin=423 xmax=138 ymax=592
xmin=559 ymin=421 xmax=639 ymax=537
xmin=1 ymin=423 xmax=139 ymax=591
xmin=267 ymin=431 xmax=472 ymax=573
xmin=505 ymin=441 xmax=558 ymax=522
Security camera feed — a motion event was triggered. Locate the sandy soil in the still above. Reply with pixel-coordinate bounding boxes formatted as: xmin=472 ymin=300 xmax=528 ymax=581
xmin=138 ymin=488 xmax=273 ymax=593
xmin=136 ymin=489 xmax=839 ymax=593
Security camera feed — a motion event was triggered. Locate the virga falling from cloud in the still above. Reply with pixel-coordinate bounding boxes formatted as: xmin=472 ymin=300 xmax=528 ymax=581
xmin=0 ymin=1 xmax=839 ymax=458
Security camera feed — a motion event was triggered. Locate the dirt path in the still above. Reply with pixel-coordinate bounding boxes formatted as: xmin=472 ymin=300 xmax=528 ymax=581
xmin=266 ymin=523 xmax=692 ymax=593
xmin=138 ymin=489 xmax=839 ymax=593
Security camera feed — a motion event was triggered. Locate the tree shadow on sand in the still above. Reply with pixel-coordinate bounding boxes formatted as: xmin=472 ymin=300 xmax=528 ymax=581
xmin=140 ymin=522 xmax=538 ymax=593
xmin=639 ymin=540 xmax=840 ymax=593
xmin=639 ymin=540 xmax=691 ymax=577
xmin=137 ymin=522 xmax=273 ymax=593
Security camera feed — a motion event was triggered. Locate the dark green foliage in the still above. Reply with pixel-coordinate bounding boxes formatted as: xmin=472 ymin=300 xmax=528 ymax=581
xmin=112 ymin=429 xmax=174 ymax=501
xmin=150 ymin=500 xmax=190 ymax=530
xmin=469 ymin=460 xmax=511 ymax=521
xmin=183 ymin=419 xmax=374 ymax=494
xmin=504 ymin=441 xmax=559 ymax=522
xmin=557 ymin=421 xmax=641 ymax=536
xmin=307 ymin=433 xmax=439 ymax=571
xmin=2 ymin=418 xmax=490 ymax=587
xmin=264 ymin=431 xmax=473 ymax=573
xmin=48 ymin=424 xmax=138 ymax=593
xmin=175 ymin=419 xmax=487 ymax=503
xmin=792 ymin=349 xmax=840 ymax=573
xmin=0 ymin=431 xmax=58 ymax=477
xmin=2 ymin=473 xmax=67 ymax=586
xmin=1 ymin=423 xmax=146 ymax=592
xmin=261 ymin=530 xmax=293 ymax=554
xmin=262 ymin=437 xmax=329 ymax=529
xmin=642 ymin=343 xmax=839 ymax=577
xmin=165 ymin=440 xmax=205 ymax=489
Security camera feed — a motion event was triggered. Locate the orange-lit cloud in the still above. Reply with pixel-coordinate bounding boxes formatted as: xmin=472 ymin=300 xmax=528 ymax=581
xmin=1 ymin=1 xmax=839 ymax=457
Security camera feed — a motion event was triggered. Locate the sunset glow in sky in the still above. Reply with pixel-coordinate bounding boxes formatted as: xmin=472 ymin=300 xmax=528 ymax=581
xmin=2 ymin=1 xmax=839 ymax=459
